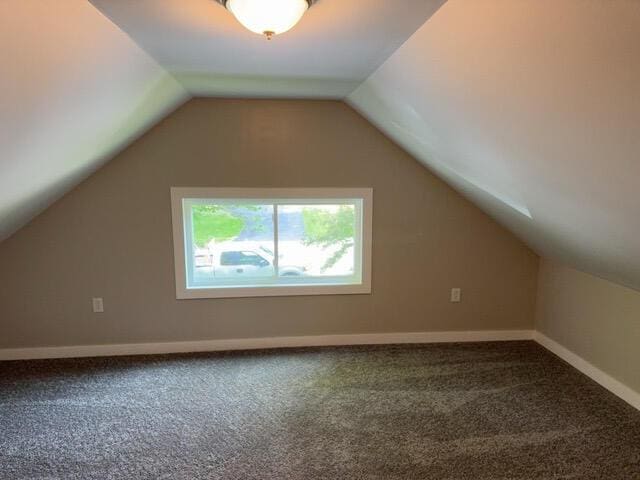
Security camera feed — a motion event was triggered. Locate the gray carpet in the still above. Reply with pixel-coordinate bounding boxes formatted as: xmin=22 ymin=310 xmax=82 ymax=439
xmin=1 ymin=341 xmax=639 ymax=479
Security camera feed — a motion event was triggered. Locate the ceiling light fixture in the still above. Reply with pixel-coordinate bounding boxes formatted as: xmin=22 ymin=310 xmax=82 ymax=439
xmin=216 ymin=0 xmax=316 ymax=40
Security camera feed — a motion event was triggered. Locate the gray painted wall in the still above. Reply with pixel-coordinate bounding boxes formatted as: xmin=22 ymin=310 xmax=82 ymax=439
xmin=536 ymin=259 xmax=640 ymax=394
xmin=0 ymin=99 xmax=538 ymax=348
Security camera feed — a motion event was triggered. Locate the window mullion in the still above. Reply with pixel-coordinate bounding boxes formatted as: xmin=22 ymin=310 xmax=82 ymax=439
xmin=273 ymin=204 xmax=279 ymax=279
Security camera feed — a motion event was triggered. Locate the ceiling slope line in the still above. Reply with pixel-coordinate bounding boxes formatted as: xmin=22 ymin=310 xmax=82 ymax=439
xmin=347 ymin=0 xmax=640 ymax=291
xmin=0 ymin=0 xmax=190 ymax=243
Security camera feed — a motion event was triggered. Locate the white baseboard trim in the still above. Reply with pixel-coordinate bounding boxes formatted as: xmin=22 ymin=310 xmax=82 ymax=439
xmin=3 ymin=330 xmax=638 ymax=412
xmin=534 ymin=332 xmax=640 ymax=412
xmin=0 ymin=329 xmax=534 ymax=361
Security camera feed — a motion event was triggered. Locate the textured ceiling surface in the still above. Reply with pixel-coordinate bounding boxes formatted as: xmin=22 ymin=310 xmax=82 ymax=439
xmin=348 ymin=0 xmax=640 ymax=290
xmin=3 ymin=0 xmax=640 ymax=292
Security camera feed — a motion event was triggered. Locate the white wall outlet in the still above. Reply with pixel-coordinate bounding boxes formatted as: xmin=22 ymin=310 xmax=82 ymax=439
xmin=450 ymin=288 xmax=461 ymax=303
xmin=92 ymin=297 xmax=104 ymax=313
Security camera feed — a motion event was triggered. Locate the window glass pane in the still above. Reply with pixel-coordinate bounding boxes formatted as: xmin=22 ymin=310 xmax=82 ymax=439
xmin=277 ymin=204 xmax=356 ymax=278
xmin=174 ymin=189 xmax=371 ymax=298
xmin=190 ymin=203 xmax=275 ymax=286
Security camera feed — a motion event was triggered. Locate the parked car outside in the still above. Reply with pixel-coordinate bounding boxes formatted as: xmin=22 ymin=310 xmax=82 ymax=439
xmin=194 ymin=241 xmax=307 ymax=278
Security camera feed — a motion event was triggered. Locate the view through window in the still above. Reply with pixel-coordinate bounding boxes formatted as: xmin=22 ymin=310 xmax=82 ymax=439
xmin=171 ymin=189 xmax=372 ymax=298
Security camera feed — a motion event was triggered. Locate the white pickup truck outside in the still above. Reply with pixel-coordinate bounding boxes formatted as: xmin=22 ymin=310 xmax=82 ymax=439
xmin=193 ymin=241 xmax=308 ymax=280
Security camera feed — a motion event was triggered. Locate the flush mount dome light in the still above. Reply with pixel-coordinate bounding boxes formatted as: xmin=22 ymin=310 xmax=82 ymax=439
xmin=217 ymin=0 xmax=316 ymax=40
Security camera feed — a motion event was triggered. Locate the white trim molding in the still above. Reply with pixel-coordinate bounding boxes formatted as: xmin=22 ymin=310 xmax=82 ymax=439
xmin=3 ymin=329 xmax=637 ymax=414
xmin=0 ymin=329 xmax=534 ymax=361
xmin=534 ymin=332 xmax=640 ymax=412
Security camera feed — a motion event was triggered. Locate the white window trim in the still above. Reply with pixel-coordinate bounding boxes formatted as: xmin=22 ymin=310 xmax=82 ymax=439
xmin=170 ymin=187 xmax=373 ymax=299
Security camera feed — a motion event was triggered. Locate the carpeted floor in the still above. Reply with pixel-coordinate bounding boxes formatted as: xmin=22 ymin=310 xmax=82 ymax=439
xmin=1 ymin=341 xmax=639 ymax=479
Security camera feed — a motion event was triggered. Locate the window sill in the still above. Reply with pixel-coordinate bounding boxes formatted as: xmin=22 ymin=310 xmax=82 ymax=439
xmin=176 ymin=283 xmax=372 ymax=300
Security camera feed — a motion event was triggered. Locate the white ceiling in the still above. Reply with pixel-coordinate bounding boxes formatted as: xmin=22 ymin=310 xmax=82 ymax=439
xmin=90 ymin=0 xmax=445 ymax=97
xmin=348 ymin=0 xmax=640 ymax=290
xmin=0 ymin=0 xmax=442 ymax=243
xmin=2 ymin=0 xmax=640 ymax=292
xmin=0 ymin=0 xmax=188 ymax=241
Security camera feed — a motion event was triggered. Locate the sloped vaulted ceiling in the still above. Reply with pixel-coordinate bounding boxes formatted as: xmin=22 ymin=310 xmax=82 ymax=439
xmin=2 ymin=0 xmax=640 ymax=291
xmin=0 ymin=0 xmax=188 ymax=241
xmin=348 ymin=0 xmax=640 ymax=290
xmin=0 ymin=0 xmax=443 ymax=242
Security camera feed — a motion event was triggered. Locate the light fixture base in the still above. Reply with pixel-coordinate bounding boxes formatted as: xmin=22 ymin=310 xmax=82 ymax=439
xmin=215 ymin=0 xmax=317 ymax=39
xmin=215 ymin=0 xmax=317 ymax=6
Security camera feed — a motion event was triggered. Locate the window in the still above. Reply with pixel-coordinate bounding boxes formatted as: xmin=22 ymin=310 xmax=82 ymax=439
xmin=170 ymin=188 xmax=373 ymax=299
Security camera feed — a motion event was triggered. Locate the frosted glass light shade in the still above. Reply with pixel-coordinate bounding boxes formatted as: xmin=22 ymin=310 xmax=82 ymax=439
xmin=226 ymin=0 xmax=309 ymax=38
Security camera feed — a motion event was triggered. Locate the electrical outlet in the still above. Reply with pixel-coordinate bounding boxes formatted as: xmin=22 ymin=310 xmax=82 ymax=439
xmin=92 ymin=297 xmax=104 ymax=313
xmin=450 ymin=288 xmax=461 ymax=303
